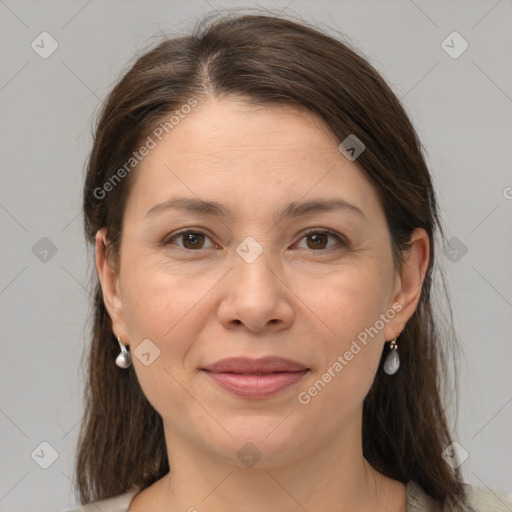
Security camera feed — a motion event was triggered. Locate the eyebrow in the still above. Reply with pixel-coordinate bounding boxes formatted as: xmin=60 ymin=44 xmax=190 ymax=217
xmin=145 ymin=196 xmax=366 ymax=221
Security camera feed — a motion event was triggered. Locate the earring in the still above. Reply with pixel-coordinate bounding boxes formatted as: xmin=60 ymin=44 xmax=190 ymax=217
xmin=383 ymin=338 xmax=400 ymax=375
xmin=115 ymin=336 xmax=132 ymax=369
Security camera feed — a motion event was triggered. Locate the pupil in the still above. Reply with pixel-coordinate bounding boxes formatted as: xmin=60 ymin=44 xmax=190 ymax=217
xmin=186 ymin=233 xmax=202 ymax=248
xmin=310 ymin=233 xmax=326 ymax=249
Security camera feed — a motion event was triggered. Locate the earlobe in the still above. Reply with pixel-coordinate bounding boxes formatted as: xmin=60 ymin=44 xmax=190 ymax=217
xmin=94 ymin=229 xmax=129 ymax=342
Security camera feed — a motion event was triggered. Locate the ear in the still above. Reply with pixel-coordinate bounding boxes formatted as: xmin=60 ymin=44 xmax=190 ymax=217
xmin=385 ymin=227 xmax=430 ymax=341
xmin=95 ymin=228 xmax=130 ymax=344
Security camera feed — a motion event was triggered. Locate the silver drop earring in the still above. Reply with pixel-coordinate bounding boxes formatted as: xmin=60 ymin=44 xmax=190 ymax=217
xmin=383 ymin=338 xmax=400 ymax=375
xmin=115 ymin=336 xmax=132 ymax=369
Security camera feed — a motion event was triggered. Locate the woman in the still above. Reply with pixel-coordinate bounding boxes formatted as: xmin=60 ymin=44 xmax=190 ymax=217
xmin=70 ymin=11 xmax=511 ymax=512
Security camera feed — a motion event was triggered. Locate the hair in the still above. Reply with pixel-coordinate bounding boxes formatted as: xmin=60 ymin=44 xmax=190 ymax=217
xmin=76 ymin=8 xmax=471 ymax=510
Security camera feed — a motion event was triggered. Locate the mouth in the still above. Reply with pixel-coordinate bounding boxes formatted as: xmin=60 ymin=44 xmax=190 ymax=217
xmin=200 ymin=356 xmax=310 ymax=399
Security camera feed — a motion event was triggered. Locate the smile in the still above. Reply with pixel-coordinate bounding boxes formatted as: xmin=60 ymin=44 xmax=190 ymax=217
xmin=201 ymin=370 xmax=310 ymax=399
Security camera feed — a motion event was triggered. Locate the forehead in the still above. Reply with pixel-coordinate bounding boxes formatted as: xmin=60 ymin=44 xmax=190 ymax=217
xmin=124 ymin=96 xmax=384 ymax=223
xmin=165 ymin=96 xmax=340 ymax=157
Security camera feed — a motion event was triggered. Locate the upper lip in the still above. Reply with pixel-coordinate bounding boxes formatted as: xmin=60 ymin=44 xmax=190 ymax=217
xmin=201 ymin=357 xmax=309 ymax=374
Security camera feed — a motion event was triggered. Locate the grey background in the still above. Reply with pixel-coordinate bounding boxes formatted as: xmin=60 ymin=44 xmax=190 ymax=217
xmin=1 ymin=0 xmax=511 ymax=510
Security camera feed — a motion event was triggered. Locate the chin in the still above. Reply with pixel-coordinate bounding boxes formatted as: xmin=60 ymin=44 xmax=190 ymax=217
xmin=203 ymin=418 xmax=309 ymax=469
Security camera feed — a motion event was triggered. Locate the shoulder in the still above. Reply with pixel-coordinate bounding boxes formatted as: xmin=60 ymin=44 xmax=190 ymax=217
xmin=407 ymin=480 xmax=512 ymax=511
xmin=66 ymin=482 xmax=512 ymax=512
xmin=462 ymin=482 xmax=512 ymax=511
xmin=65 ymin=486 xmax=140 ymax=512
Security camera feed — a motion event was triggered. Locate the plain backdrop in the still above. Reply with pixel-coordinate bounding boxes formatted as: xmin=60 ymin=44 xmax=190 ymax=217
xmin=0 ymin=1 xmax=511 ymax=510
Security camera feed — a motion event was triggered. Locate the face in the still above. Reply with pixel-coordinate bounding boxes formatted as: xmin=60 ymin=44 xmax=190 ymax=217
xmin=97 ymin=96 xmax=426 ymax=468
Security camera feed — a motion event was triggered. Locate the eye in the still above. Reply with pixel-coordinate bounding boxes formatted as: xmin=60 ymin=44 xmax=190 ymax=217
xmin=293 ymin=229 xmax=347 ymax=252
xmin=163 ymin=230 xmax=217 ymax=251
xmin=163 ymin=228 xmax=347 ymax=252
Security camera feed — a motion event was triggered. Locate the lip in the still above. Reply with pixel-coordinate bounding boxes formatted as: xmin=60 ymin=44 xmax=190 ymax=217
xmin=201 ymin=357 xmax=310 ymax=399
xmin=202 ymin=356 xmax=308 ymax=373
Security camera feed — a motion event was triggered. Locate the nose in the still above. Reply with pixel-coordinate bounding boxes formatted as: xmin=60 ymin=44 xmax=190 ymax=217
xmin=217 ymin=245 xmax=295 ymax=334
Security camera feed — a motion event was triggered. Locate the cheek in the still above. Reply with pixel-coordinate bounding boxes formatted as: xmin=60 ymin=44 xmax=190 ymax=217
xmin=118 ymin=260 xmax=207 ymax=416
xmin=293 ymin=260 xmax=391 ymax=402
xmin=296 ymin=259 xmax=391 ymax=342
xmin=119 ymin=248 xmax=209 ymax=340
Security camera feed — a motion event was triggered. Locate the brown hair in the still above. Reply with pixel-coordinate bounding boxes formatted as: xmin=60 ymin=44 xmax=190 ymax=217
xmin=76 ymin=9 xmax=470 ymax=509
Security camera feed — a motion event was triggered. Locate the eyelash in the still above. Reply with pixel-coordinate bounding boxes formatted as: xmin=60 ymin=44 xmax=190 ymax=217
xmin=162 ymin=228 xmax=348 ymax=253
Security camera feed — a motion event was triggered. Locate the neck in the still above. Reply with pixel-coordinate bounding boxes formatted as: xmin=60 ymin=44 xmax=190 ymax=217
xmin=147 ymin=411 xmax=405 ymax=512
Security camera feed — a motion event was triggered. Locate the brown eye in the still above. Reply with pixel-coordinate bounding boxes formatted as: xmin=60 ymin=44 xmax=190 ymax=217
xmin=306 ymin=232 xmax=329 ymax=250
xmin=295 ymin=229 xmax=346 ymax=252
xmin=164 ymin=231 xmax=214 ymax=250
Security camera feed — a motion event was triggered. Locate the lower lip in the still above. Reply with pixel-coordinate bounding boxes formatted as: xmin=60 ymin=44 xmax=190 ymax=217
xmin=202 ymin=370 xmax=309 ymax=399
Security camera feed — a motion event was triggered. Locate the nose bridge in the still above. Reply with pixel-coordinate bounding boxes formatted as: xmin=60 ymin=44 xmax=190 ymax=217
xmin=217 ymin=233 xmax=294 ymax=332
xmin=232 ymin=234 xmax=282 ymax=298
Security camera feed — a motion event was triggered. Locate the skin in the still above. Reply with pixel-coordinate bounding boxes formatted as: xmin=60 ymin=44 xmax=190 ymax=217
xmin=96 ymin=96 xmax=429 ymax=512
